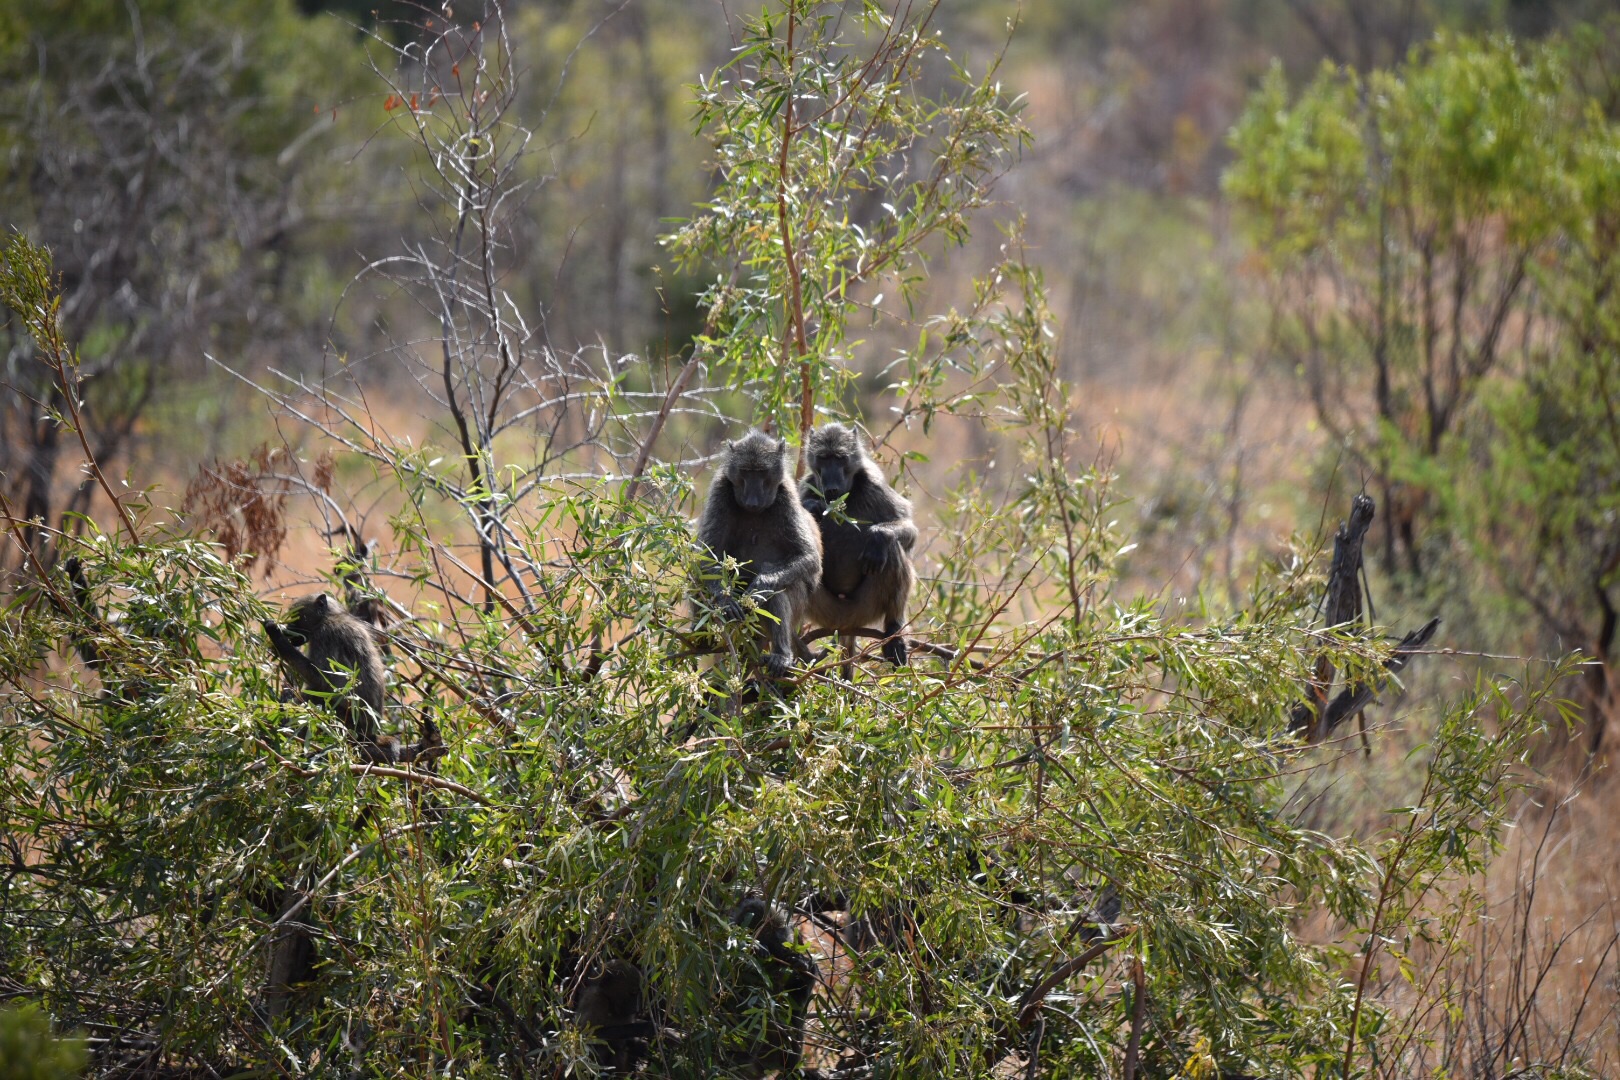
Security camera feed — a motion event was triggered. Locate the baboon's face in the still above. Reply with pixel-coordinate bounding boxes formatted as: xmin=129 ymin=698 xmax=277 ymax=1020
xmin=726 ymin=434 xmax=787 ymax=512
xmin=731 ymin=461 xmax=781 ymax=511
xmin=809 ymin=436 xmax=859 ymax=499
xmin=810 ymin=453 xmax=853 ymax=499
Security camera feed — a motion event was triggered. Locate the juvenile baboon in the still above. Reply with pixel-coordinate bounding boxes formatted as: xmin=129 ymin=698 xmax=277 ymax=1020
xmin=696 ymin=430 xmax=822 ymax=677
xmin=60 ymin=557 xmax=107 ymax=671
xmin=263 ymin=593 xmax=399 ymax=762
xmin=800 ymin=423 xmax=916 ymax=673
xmin=727 ymin=896 xmax=817 ymax=1077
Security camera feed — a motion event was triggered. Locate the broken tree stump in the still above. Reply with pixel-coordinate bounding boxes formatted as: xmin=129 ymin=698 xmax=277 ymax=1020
xmin=1289 ymin=494 xmax=1441 ymax=744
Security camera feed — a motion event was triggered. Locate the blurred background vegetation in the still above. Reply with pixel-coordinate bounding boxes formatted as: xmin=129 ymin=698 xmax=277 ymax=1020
xmin=9 ymin=0 xmax=1620 ymax=649
xmin=3 ymin=0 xmax=1620 ymax=1075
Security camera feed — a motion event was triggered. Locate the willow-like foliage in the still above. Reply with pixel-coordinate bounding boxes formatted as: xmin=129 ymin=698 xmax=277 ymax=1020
xmin=0 ymin=5 xmax=1569 ymax=1077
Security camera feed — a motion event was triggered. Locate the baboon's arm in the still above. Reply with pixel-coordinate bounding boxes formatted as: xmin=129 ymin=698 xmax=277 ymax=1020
xmin=860 ymin=518 xmax=916 ymax=572
xmin=263 ymin=621 xmax=326 ymax=690
xmin=882 ymin=517 xmax=918 ymax=551
xmin=751 ymin=544 xmax=819 ymax=596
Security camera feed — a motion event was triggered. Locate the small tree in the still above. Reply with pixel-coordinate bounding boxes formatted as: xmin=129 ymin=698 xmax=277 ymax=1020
xmin=1227 ymin=28 xmax=1620 ymax=746
xmin=1225 ymin=33 xmax=1575 ymax=576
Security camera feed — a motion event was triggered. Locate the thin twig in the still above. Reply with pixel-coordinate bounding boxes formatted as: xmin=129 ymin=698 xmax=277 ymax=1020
xmin=263 ymin=743 xmax=493 ymax=807
xmin=622 ymin=265 xmax=740 ymax=504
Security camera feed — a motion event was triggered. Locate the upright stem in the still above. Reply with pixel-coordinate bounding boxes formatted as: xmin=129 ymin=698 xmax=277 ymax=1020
xmin=773 ymin=5 xmax=813 ymax=474
xmin=622 ymin=265 xmax=741 ymax=507
xmin=38 ymin=311 xmax=140 ymax=546
xmin=1122 ymin=956 xmax=1147 ymax=1080
xmin=436 ymin=73 xmax=499 ymax=615
xmin=1343 ymin=764 xmax=1439 ymax=1077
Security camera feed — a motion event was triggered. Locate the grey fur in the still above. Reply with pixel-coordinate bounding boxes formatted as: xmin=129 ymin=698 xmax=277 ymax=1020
xmin=800 ymin=423 xmax=917 ymax=671
xmin=264 ymin=593 xmax=388 ymax=756
xmin=696 ymin=430 xmax=822 ymax=677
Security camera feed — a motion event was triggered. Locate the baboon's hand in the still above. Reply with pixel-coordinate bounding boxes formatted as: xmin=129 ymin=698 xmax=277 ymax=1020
xmin=802 ymin=493 xmax=827 ymax=515
xmin=717 ymin=594 xmax=745 ymax=621
xmin=262 ymin=619 xmax=286 ymax=644
xmin=762 ymin=651 xmax=795 ymax=679
xmin=859 ymin=532 xmax=899 ymax=573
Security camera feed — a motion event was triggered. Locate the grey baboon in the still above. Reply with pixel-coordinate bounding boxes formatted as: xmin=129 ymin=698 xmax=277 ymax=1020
xmin=696 ymin=430 xmax=822 ymax=677
xmin=727 ymin=897 xmax=817 ymax=1077
xmin=60 ymin=557 xmax=107 ymax=670
xmin=264 ymin=593 xmax=413 ymax=763
xmin=572 ymin=958 xmax=654 ymax=1072
xmin=800 ymin=423 xmax=916 ymax=673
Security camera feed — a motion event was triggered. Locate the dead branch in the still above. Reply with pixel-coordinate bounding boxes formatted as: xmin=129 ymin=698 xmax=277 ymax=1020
xmin=1289 ymin=495 xmax=1441 ymax=742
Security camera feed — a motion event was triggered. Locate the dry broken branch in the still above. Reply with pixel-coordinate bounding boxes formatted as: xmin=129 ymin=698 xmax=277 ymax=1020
xmin=1289 ymin=494 xmax=1441 ymax=743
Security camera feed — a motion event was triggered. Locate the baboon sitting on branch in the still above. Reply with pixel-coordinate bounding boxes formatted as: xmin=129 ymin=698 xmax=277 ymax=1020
xmin=800 ymin=423 xmax=917 ymax=675
xmin=695 ymin=430 xmax=822 ymax=677
xmin=726 ymin=896 xmax=818 ymax=1077
xmin=263 ymin=593 xmax=435 ymax=764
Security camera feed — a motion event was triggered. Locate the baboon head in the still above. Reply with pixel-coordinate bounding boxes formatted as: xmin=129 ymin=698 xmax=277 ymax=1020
xmin=286 ymin=593 xmax=344 ymax=638
xmin=806 ymin=423 xmax=864 ymax=500
xmin=723 ymin=430 xmax=791 ymax=513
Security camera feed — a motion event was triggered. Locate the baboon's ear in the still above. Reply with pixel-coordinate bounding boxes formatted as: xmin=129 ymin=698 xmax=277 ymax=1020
xmin=724 ymin=438 xmax=734 ymax=452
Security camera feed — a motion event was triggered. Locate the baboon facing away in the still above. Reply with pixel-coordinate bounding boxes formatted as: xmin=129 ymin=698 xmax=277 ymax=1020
xmin=60 ymin=557 xmax=108 ymax=672
xmin=800 ymin=423 xmax=916 ymax=674
xmin=696 ymin=430 xmax=822 ymax=677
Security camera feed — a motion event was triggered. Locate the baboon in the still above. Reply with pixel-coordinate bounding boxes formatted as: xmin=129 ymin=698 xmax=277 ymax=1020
xmin=800 ymin=423 xmax=916 ymax=673
xmin=264 ymin=593 xmax=424 ymax=764
xmin=572 ymin=958 xmax=655 ymax=1072
xmin=696 ymin=430 xmax=822 ymax=677
xmin=263 ymin=885 xmax=321 ymax=1022
xmin=260 ymin=595 xmax=442 ymax=1016
xmin=727 ymin=897 xmax=817 ymax=1077
xmin=60 ymin=557 xmax=107 ymax=671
